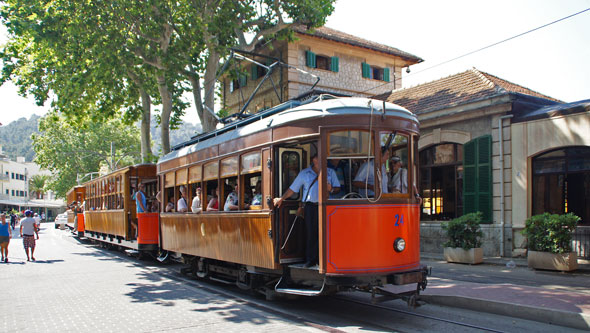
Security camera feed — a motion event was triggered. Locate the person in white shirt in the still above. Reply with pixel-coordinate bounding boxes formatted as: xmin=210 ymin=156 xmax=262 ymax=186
xmin=353 ymin=147 xmax=390 ymax=197
xmin=20 ymin=210 xmax=39 ymax=262
xmin=191 ymin=187 xmax=202 ymax=213
xmin=33 ymin=213 xmax=41 ymax=229
xmin=177 ymin=186 xmax=188 ymax=213
xmin=389 ymin=156 xmax=408 ymax=193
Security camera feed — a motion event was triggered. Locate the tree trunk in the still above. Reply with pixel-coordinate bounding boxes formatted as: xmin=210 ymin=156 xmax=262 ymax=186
xmin=202 ymin=50 xmax=220 ymax=132
xmin=157 ymin=73 xmax=172 ymax=155
xmin=139 ymin=87 xmax=153 ymax=162
xmin=187 ymin=70 xmax=205 ymax=133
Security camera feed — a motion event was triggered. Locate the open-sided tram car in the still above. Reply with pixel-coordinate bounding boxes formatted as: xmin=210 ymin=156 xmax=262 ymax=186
xmin=158 ymin=96 xmax=428 ymax=299
xmin=65 ymin=185 xmax=85 ymax=233
xmin=81 ymin=164 xmax=159 ymax=253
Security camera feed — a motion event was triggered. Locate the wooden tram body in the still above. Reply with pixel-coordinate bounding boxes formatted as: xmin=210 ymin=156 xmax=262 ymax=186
xmin=65 ymin=185 xmax=85 ymax=231
xmin=81 ymin=164 xmax=159 ymax=252
xmin=158 ymin=96 xmax=427 ymax=297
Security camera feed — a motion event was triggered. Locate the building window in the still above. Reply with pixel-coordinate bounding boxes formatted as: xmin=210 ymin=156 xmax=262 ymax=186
xmin=361 ymin=62 xmax=390 ymax=82
xmin=305 ymin=50 xmax=339 ymax=72
xmin=230 ymin=73 xmax=247 ymax=93
xmin=5 ymin=189 xmax=7 ymax=195
xmin=532 ymin=146 xmax=590 ymax=225
xmin=420 ymin=143 xmax=464 ymax=221
xmin=11 ymin=173 xmax=14 ymax=179
xmin=11 ymin=190 xmax=14 ymax=196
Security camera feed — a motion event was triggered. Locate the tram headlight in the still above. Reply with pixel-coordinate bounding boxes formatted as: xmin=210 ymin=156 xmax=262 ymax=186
xmin=394 ymin=238 xmax=406 ymax=252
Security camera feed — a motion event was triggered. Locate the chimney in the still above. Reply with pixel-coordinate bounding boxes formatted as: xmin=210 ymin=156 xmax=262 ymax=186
xmin=17 ymin=156 xmax=25 ymax=163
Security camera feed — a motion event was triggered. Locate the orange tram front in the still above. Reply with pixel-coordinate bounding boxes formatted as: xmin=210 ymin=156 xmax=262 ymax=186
xmin=158 ymin=96 xmax=428 ymax=300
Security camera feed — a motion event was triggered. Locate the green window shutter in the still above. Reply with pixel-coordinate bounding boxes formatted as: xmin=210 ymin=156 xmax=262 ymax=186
xmin=305 ymin=50 xmax=316 ymax=68
xmin=239 ymin=73 xmax=247 ymax=87
xmin=477 ymin=135 xmax=492 ymax=223
xmin=463 ymin=139 xmax=477 ymax=216
xmin=330 ymin=56 xmax=339 ymax=72
xmin=362 ymin=62 xmax=370 ymax=78
xmin=250 ymin=64 xmax=259 ymax=80
xmin=383 ymin=68 xmax=390 ymax=82
xmin=462 ymin=135 xmax=493 ymax=223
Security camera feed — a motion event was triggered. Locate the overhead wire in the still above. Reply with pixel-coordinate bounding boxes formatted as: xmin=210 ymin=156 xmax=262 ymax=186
xmin=356 ymin=7 xmax=590 ymax=96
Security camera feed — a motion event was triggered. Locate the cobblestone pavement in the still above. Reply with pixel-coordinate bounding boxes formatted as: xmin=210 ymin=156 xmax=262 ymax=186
xmin=0 ymin=224 xmax=322 ymax=333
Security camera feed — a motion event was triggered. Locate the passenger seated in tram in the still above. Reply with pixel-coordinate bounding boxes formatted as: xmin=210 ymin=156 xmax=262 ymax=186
xmin=165 ymin=197 xmax=175 ymax=212
xmin=177 ymin=186 xmax=189 ymax=213
xmin=191 ymin=187 xmax=202 ymax=213
xmin=224 ymin=183 xmax=250 ymax=211
xmin=207 ymin=187 xmax=219 ymax=211
xmin=352 ymin=147 xmax=390 ymax=197
xmin=388 ymin=156 xmax=408 ymax=193
xmin=251 ymin=180 xmax=262 ymax=207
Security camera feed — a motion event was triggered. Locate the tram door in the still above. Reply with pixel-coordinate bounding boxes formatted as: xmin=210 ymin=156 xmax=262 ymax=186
xmin=277 ymin=148 xmax=306 ymax=263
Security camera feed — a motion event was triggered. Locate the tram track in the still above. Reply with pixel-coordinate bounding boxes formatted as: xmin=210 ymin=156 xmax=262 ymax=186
xmin=331 ymin=295 xmax=507 ymax=333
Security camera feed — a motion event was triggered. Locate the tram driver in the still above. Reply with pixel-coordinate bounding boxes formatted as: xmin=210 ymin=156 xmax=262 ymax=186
xmin=352 ymin=146 xmax=390 ymax=197
xmin=274 ymin=154 xmax=340 ymax=268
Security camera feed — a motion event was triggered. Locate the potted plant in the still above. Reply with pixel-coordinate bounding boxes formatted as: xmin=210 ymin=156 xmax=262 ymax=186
xmin=522 ymin=212 xmax=580 ymax=271
xmin=442 ymin=212 xmax=484 ymax=264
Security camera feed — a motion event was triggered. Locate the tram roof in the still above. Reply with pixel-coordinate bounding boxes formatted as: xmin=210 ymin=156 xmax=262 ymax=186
xmin=160 ymin=97 xmax=416 ymax=164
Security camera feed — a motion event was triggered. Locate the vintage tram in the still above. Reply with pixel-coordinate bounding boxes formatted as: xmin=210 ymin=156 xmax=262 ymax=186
xmin=80 ymin=164 xmax=159 ymax=253
xmin=158 ymin=95 xmax=427 ymax=298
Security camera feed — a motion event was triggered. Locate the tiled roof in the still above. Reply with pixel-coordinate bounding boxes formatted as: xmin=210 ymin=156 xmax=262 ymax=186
xmin=291 ymin=25 xmax=423 ymax=64
xmin=372 ymin=68 xmax=561 ymax=115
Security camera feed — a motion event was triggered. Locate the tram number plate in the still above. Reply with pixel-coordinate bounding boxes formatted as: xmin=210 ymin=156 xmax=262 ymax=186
xmin=394 ymin=214 xmax=404 ymax=226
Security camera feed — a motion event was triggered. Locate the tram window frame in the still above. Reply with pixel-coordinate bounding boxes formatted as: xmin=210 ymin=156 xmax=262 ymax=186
xmin=188 ymin=164 xmax=203 ymax=213
xmin=327 ymin=129 xmax=376 ymax=199
xmin=380 ymin=131 xmax=410 ymax=198
xmin=175 ymin=168 xmax=189 ymax=213
xmin=241 ymin=151 xmax=263 ymax=210
xmin=203 ymin=161 xmax=220 ymax=212
xmin=164 ymin=172 xmax=175 ymax=212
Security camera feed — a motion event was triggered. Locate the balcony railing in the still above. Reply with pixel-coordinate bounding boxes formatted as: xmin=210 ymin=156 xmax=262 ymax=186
xmin=0 ymin=174 xmax=9 ymax=181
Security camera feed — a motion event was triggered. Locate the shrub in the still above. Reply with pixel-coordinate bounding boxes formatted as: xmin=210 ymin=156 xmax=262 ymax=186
xmin=522 ymin=212 xmax=580 ymax=253
xmin=442 ymin=212 xmax=483 ymax=250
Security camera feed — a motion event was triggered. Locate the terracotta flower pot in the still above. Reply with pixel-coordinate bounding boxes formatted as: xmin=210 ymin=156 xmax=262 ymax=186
xmin=527 ymin=250 xmax=578 ymax=271
xmin=443 ymin=247 xmax=483 ymax=264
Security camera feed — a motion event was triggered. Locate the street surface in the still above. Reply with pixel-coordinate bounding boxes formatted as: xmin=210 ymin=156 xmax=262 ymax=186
xmin=1 ymin=223 xmax=585 ymax=332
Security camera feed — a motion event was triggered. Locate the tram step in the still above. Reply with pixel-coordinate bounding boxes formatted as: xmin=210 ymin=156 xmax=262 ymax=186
xmin=275 ymin=276 xmax=325 ymax=296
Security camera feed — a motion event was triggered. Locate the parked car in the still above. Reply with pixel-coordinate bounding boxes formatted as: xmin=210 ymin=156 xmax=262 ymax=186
xmin=54 ymin=213 xmax=68 ymax=229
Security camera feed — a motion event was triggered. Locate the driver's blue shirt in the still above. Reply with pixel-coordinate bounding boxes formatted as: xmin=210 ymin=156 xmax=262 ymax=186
xmin=289 ymin=167 xmax=340 ymax=203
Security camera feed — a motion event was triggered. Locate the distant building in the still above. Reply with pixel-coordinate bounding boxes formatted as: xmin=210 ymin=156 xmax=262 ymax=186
xmin=0 ymin=145 xmax=65 ymax=219
xmin=374 ymin=68 xmax=590 ymax=259
xmin=222 ymin=25 xmax=422 ymax=114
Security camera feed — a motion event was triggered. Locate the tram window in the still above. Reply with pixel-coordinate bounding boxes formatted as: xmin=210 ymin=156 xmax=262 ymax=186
xmin=244 ymin=173 xmax=262 ymax=209
xmin=189 ymin=182 xmax=202 ymax=213
xmin=204 ymin=180 xmax=220 ymax=211
xmin=223 ymin=176 xmax=250 ymax=211
xmin=164 ymin=187 xmax=175 ymax=212
xmin=381 ymin=132 xmax=409 ymax=196
xmin=281 ymin=151 xmax=302 ymax=200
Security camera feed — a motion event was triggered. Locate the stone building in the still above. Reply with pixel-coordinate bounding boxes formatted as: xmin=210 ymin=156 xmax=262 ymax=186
xmin=222 ymin=25 xmax=422 ymax=115
xmin=0 ymin=145 xmax=65 ymax=219
xmin=374 ymin=68 xmax=590 ymax=258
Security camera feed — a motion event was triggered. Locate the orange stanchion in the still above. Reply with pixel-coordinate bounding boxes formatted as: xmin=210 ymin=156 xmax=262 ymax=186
xmin=77 ymin=213 xmax=85 ymax=232
xmin=137 ymin=212 xmax=159 ymax=244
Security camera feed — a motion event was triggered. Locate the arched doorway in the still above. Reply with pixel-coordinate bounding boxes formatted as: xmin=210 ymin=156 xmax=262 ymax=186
xmin=532 ymin=146 xmax=590 ymax=225
xmin=419 ymin=143 xmax=463 ymax=221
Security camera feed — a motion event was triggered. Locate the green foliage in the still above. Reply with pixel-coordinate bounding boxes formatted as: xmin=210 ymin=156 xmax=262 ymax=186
xmin=521 ymin=213 xmax=580 ymax=254
xmin=0 ymin=115 xmax=40 ymax=161
xmin=29 ymin=174 xmax=50 ymax=198
xmin=442 ymin=212 xmax=484 ymax=250
xmin=32 ymin=112 xmax=141 ymax=198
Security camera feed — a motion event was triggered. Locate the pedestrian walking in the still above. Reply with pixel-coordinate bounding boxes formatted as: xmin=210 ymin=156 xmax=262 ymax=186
xmin=20 ymin=210 xmax=39 ymax=262
xmin=10 ymin=212 xmax=17 ymax=230
xmin=0 ymin=213 xmax=12 ymax=263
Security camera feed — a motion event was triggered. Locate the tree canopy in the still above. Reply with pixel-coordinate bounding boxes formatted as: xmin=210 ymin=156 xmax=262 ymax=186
xmin=1 ymin=0 xmax=335 ymax=155
xmin=32 ymin=112 xmax=141 ymax=198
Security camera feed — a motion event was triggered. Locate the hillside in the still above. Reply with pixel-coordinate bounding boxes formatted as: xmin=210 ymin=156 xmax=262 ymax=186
xmin=0 ymin=115 xmax=40 ymax=161
xmin=0 ymin=114 xmax=203 ymax=162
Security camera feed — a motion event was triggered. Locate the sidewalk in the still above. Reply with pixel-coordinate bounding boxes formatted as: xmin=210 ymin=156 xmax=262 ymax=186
xmin=418 ymin=253 xmax=590 ymax=330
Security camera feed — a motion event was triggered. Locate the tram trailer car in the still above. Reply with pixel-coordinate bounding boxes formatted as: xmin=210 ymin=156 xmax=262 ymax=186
xmin=158 ymin=96 xmax=428 ymax=301
xmin=65 ymin=185 xmax=85 ymax=234
xmin=80 ymin=165 xmax=159 ymax=254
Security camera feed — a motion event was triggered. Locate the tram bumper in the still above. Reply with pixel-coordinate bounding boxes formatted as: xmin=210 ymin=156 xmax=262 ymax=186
xmin=325 ymin=265 xmax=429 ymax=290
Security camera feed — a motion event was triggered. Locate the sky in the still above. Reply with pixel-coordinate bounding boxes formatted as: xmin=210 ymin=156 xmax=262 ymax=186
xmin=1 ymin=0 xmax=589 ymax=126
